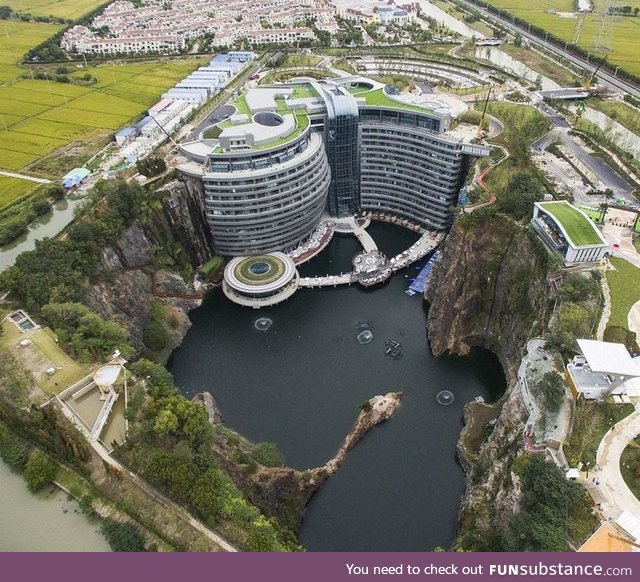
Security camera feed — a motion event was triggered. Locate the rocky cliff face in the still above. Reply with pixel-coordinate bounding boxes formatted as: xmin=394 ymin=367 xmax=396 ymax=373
xmin=84 ymin=180 xmax=216 ymax=362
xmin=196 ymin=391 xmax=403 ymax=532
xmin=426 ymin=214 xmax=551 ymax=549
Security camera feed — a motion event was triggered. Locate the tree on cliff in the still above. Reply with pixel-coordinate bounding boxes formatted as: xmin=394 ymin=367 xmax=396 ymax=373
xmin=545 ymin=302 xmax=594 ymax=353
xmin=42 ymin=302 xmax=133 ymax=362
xmin=501 ymin=455 xmax=581 ymax=551
xmin=535 ymin=371 xmax=565 ymax=413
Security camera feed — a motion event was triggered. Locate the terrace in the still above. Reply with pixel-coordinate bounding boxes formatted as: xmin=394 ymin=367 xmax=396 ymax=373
xmin=357 ymin=87 xmax=434 ymax=114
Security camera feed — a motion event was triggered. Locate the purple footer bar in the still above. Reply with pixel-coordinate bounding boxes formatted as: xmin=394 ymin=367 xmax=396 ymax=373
xmin=1 ymin=552 xmax=637 ymax=582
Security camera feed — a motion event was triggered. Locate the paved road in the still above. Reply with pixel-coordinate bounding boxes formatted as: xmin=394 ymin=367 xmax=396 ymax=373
xmin=594 ymin=405 xmax=640 ymax=521
xmin=0 ymin=170 xmax=51 ymax=184
xmin=532 ymin=123 xmax=633 ymax=201
xmin=457 ymin=0 xmax=640 ymax=98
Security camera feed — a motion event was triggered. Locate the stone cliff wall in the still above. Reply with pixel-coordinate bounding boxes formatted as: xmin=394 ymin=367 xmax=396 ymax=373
xmin=425 ymin=214 xmax=551 ymax=549
xmin=83 ymin=180 xmax=216 ymax=362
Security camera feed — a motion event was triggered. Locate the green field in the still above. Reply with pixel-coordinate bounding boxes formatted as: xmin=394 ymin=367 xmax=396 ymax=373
xmin=0 ymin=175 xmax=37 ymax=208
xmin=3 ymin=0 xmax=106 ymax=19
xmin=587 ymin=98 xmax=640 ymax=136
xmin=0 ymin=36 xmax=205 ymax=172
xmin=538 ymin=201 xmax=603 ymax=246
xmin=477 ymin=0 xmax=640 ymax=77
xmin=606 ymin=256 xmax=640 ymax=329
xmin=0 ymin=19 xmax=61 ymax=82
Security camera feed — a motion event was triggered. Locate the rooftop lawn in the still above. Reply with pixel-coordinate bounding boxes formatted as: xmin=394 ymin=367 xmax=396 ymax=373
xmin=0 ymin=318 xmax=91 ymax=396
xmin=290 ymin=84 xmax=319 ymax=99
xmin=360 ymin=88 xmax=431 ymax=113
xmin=231 ymin=94 xmax=251 ymax=116
xmin=255 ymin=111 xmax=310 ymax=150
xmin=538 ymin=202 xmax=603 ymax=247
xmin=606 ymin=257 xmax=640 ymax=330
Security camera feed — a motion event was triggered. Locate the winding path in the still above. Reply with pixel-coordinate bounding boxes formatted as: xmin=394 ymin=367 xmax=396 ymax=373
xmin=593 ymin=405 xmax=640 ymax=521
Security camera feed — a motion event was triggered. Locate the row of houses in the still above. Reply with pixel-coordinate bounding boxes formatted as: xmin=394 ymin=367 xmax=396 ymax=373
xmin=328 ymin=0 xmax=419 ymax=25
xmin=60 ymin=0 xmax=338 ymax=55
xmin=116 ymin=52 xmax=255 ymax=162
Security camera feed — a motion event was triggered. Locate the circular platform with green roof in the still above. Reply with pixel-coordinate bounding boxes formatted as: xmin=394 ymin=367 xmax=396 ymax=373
xmin=233 ymin=255 xmax=287 ymax=286
xmin=224 ymin=253 xmax=298 ymax=305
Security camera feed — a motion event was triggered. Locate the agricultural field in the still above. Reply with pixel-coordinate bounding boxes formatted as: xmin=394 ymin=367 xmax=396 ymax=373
xmin=475 ymin=0 xmax=640 ymax=77
xmin=0 ymin=54 xmax=205 ymax=172
xmin=0 ymin=19 xmax=61 ymax=82
xmin=3 ymin=0 xmax=106 ymax=20
xmin=0 ymin=175 xmax=37 ymax=208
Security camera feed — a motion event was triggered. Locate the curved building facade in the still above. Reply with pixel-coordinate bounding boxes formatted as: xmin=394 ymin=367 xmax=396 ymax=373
xmin=359 ymin=108 xmax=469 ymax=230
xmin=179 ymin=78 xmax=489 ymax=257
xmin=181 ymin=126 xmax=330 ymax=256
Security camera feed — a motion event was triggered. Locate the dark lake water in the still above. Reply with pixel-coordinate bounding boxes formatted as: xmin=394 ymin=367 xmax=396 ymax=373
xmin=169 ymin=221 xmax=505 ymax=551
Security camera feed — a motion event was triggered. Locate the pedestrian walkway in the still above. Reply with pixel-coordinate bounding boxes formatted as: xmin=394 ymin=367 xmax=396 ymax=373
xmin=332 ymin=216 xmax=377 ymax=252
xmin=592 ymin=404 xmax=640 ymax=523
xmin=603 ymin=224 xmax=640 ymax=268
xmin=597 ymin=271 xmax=612 ymax=341
xmin=629 ymin=300 xmax=640 ymax=338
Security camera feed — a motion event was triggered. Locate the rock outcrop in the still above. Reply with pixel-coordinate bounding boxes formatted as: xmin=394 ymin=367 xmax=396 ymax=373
xmin=83 ymin=180 xmax=216 ymax=362
xmin=425 ymin=214 xmax=551 ymax=549
xmin=197 ymin=391 xmax=403 ymax=531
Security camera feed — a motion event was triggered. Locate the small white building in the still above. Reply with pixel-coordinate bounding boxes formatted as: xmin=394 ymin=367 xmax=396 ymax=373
xmin=532 ymin=201 xmax=610 ymax=265
xmin=566 ymin=339 xmax=640 ymax=400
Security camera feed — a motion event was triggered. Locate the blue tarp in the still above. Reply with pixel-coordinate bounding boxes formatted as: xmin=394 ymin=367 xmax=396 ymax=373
xmin=409 ymin=250 xmax=441 ymax=294
xmin=62 ymin=167 xmax=90 ymax=188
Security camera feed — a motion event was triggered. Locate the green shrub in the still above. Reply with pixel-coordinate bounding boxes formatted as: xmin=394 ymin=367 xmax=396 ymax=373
xmin=251 ymin=442 xmax=284 ymax=468
xmin=143 ymin=320 xmax=170 ymax=352
xmin=100 ymin=518 xmax=147 ymax=552
xmin=23 ymin=451 xmax=57 ymax=492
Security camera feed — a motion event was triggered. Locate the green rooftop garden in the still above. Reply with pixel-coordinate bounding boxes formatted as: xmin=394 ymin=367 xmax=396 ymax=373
xmin=231 ymin=94 xmax=251 ymax=116
xmin=255 ymin=111 xmax=310 ymax=151
xmin=290 ymin=84 xmax=319 ymax=99
xmin=211 ymin=110 xmax=311 ymax=155
xmin=538 ymin=202 xmax=603 ymax=247
xmin=360 ymin=88 xmax=431 ymax=113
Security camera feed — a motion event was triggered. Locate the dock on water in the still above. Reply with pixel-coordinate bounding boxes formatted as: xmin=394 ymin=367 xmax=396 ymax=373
xmin=407 ymin=250 xmax=441 ymax=295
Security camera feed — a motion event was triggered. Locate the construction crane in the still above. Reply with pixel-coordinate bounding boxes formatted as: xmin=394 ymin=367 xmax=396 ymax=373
xmin=583 ymin=55 xmax=608 ymax=90
xmin=476 ymin=85 xmax=492 ymax=140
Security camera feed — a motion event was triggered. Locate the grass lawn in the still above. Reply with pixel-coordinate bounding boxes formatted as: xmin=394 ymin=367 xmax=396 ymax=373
xmin=0 ymin=318 xmax=91 ymax=396
xmin=290 ymin=84 xmax=319 ymax=99
xmin=332 ymin=59 xmax=356 ymax=75
xmin=620 ymin=441 xmax=640 ymax=502
xmin=0 ymin=175 xmax=37 ymax=210
xmin=3 ymin=0 xmax=106 ymax=19
xmin=231 ymin=94 xmax=251 ymax=116
xmin=606 ymin=257 xmax=640 ymax=329
xmin=280 ymin=54 xmax=322 ymax=68
xmin=500 ymin=44 xmax=581 ymax=87
xmin=587 ymin=99 xmax=640 ymax=136
xmin=477 ymin=0 xmax=640 ymax=78
xmin=563 ymin=399 xmax=635 ymax=467
xmin=362 ymin=88 xmax=427 ymax=112
xmin=579 ymin=206 xmax=604 ymax=224
xmin=485 ymin=101 xmax=550 ymax=149
xmin=538 ymin=201 xmax=603 ymax=246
